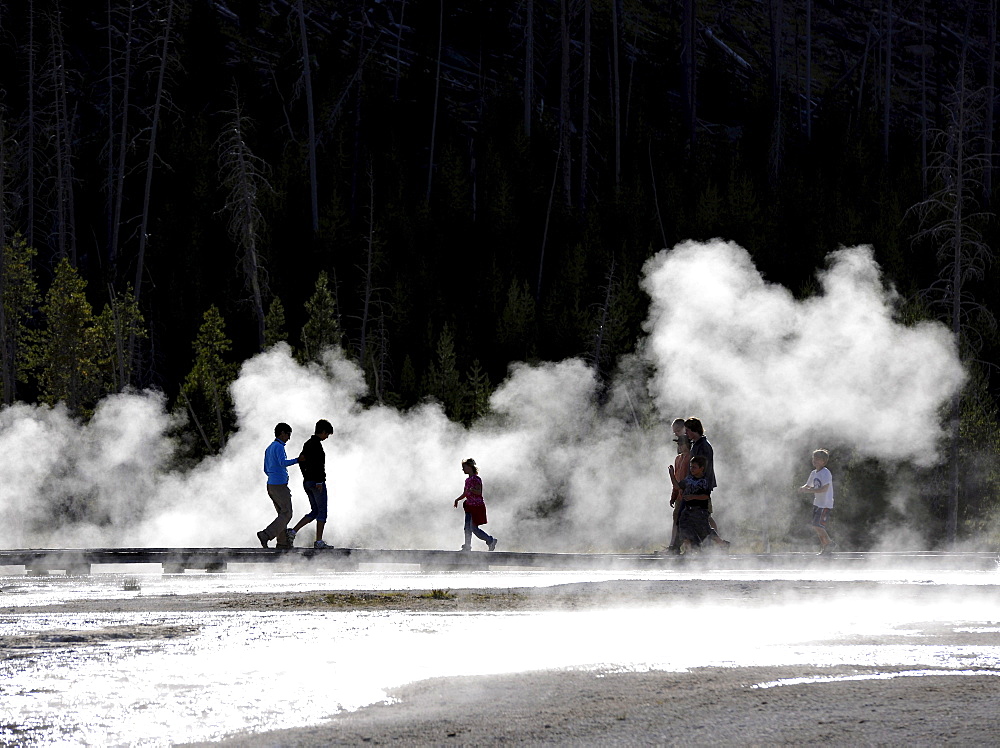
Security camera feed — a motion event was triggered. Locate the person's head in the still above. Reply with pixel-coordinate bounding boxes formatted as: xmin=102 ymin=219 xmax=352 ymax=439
xmin=274 ymin=422 xmax=292 ymax=442
xmin=315 ymin=419 xmax=333 ymax=439
xmin=812 ymin=449 xmax=830 ymax=469
xmin=689 ymin=454 xmax=707 ymax=478
xmin=462 ymin=458 xmax=479 ymax=475
xmin=675 ymin=434 xmax=690 ymax=454
xmin=671 ymin=418 xmax=686 ymax=436
xmin=684 ymin=417 xmax=704 ymax=440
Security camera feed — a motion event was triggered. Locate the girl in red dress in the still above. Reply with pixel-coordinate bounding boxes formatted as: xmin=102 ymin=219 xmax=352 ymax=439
xmin=453 ymin=458 xmax=498 ymax=551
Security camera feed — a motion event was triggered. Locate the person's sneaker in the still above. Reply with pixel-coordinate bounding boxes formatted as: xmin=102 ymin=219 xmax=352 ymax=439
xmin=314 ymin=540 xmax=330 ymax=549
xmin=819 ymin=541 xmax=837 ymax=555
xmin=460 ymin=544 xmax=471 ymax=552
xmin=286 ymin=528 xmax=297 ymax=542
xmin=256 ymin=530 xmax=270 ymax=548
xmin=487 ymin=537 xmax=498 ymax=552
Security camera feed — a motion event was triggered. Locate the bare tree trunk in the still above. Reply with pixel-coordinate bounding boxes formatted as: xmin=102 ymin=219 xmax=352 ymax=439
xmin=920 ymin=0 xmax=928 ymax=196
xmin=50 ymin=7 xmax=77 ymax=264
xmin=882 ymin=0 xmax=893 ymax=162
xmin=579 ymin=0 xmax=591 ymax=212
xmin=359 ymin=167 xmax=375 ymax=369
xmin=426 ymin=0 xmax=444 ymax=203
xmin=394 ymin=0 xmax=406 ymax=101
xmin=559 ymin=0 xmax=572 ymax=206
xmin=108 ymin=0 xmax=135 ymax=274
xmin=768 ymin=0 xmax=784 ymax=183
xmin=537 ymin=141 xmax=562 ymax=300
xmin=218 ymin=94 xmax=272 ymax=352
xmin=984 ymin=0 xmax=996 ymax=205
xmin=296 ymin=0 xmax=319 ymax=234
xmin=611 ymin=0 xmax=622 ymax=187
xmin=524 ymin=0 xmax=533 ymax=136
xmin=680 ymin=0 xmax=696 ymax=154
xmin=805 ymin=0 xmax=812 ymax=142
xmin=132 ymin=0 xmax=174 ymax=376
xmin=27 ymin=0 xmax=37 ymax=249
xmin=0 ymin=114 xmax=9 ymax=404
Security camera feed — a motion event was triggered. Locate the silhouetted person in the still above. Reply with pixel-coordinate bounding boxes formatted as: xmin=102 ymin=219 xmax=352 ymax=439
xmin=453 ymin=458 xmax=497 ymax=552
xmin=666 ymin=433 xmax=691 ymax=553
xmin=684 ymin=417 xmax=731 ymax=551
xmin=799 ymin=448 xmax=835 ymax=555
xmin=668 ymin=454 xmax=713 ymax=553
xmin=257 ymin=423 xmax=299 ymax=549
xmin=287 ymin=419 xmax=334 ymax=549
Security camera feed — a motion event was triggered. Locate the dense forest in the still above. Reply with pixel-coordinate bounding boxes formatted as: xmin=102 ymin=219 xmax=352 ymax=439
xmin=1 ymin=0 xmax=999 ymax=546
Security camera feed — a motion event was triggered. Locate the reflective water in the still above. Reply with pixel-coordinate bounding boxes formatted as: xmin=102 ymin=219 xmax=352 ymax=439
xmin=1 ymin=566 xmax=999 ymax=746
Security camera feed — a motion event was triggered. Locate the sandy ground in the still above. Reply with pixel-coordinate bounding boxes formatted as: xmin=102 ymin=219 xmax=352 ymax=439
xmin=6 ymin=579 xmax=1000 ymax=746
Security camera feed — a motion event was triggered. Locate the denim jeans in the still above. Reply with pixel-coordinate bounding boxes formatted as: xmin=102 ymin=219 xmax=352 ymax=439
xmin=303 ymin=480 xmax=328 ymax=522
xmin=464 ymin=512 xmax=493 ymax=547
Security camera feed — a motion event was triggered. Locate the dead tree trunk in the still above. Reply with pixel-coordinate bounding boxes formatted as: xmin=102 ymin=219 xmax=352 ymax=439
xmin=524 ymin=0 xmax=533 ymax=137
xmin=680 ymin=0 xmax=696 ymax=154
xmin=426 ymin=0 xmax=444 ymax=203
xmin=984 ymin=0 xmax=996 ymax=205
xmin=107 ymin=0 xmax=135 ymax=274
xmin=218 ymin=93 xmax=272 ymax=352
xmin=559 ymin=0 xmax=572 ymax=205
xmin=296 ymin=0 xmax=319 ymax=234
xmin=579 ymin=0 xmax=591 ymax=211
xmin=882 ymin=0 xmax=893 ymax=162
xmin=49 ymin=7 xmax=77 ymax=264
xmin=611 ymin=0 xmax=622 ymax=187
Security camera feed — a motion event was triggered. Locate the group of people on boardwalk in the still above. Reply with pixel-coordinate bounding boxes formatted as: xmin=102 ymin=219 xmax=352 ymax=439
xmin=256 ymin=415 xmax=834 ymax=555
xmin=256 ymin=420 xmax=498 ymax=552
xmin=665 ymin=416 xmax=835 ymax=555
xmin=258 ymin=420 xmax=333 ymax=550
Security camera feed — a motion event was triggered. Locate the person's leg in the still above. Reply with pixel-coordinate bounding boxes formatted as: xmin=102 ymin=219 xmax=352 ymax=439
xmin=471 ymin=523 xmax=492 ymax=545
xmin=462 ymin=513 xmax=473 ymax=550
xmin=293 ymin=481 xmax=321 ymax=533
xmin=265 ymin=484 xmax=293 ymax=544
xmin=314 ymin=484 xmax=328 ymax=542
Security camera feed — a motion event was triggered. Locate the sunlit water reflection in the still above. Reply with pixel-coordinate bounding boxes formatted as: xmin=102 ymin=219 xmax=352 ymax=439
xmin=2 ymin=567 xmax=999 ymax=746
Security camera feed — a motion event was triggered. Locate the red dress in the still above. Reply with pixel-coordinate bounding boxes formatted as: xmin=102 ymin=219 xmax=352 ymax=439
xmin=462 ymin=475 xmax=488 ymax=525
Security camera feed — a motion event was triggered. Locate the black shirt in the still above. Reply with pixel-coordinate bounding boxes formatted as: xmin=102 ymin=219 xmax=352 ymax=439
xmin=299 ymin=434 xmax=327 ymax=482
xmin=689 ymin=435 xmax=717 ymax=489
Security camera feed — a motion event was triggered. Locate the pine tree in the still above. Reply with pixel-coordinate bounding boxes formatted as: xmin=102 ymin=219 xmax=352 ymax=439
xmin=299 ymin=271 xmax=343 ymax=363
xmin=424 ymin=323 xmax=462 ymax=418
xmin=497 ymin=278 xmax=536 ymax=359
xmin=462 ymin=358 xmax=492 ymax=425
xmin=92 ymin=287 xmax=145 ymax=395
xmin=1 ymin=235 xmax=40 ymax=404
xmin=179 ymin=306 xmax=236 ymax=454
xmin=32 ymin=257 xmax=100 ymax=414
xmin=264 ymin=296 xmax=288 ymax=348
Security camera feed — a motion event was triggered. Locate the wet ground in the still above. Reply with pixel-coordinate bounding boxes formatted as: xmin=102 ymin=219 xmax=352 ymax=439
xmin=1 ymin=562 xmax=999 ymax=746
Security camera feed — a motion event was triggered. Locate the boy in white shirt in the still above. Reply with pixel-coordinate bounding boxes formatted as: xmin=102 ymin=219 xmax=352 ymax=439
xmin=799 ymin=449 xmax=835 ymax=555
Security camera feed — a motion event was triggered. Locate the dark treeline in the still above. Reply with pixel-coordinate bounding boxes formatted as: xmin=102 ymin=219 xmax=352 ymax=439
xmin=1 ymin=1 xmax=999 ymax=542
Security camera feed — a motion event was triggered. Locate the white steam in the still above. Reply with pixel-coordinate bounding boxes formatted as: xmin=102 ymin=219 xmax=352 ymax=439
xmin=0 ymin=241 xmax=965 ymax=551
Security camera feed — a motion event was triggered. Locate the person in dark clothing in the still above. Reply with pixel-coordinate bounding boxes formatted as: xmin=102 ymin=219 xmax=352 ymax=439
xmin=668 ymin=455 xmax=713 ymax=552
xmin=286 ymin=419 xmax=334 ymax=549
xmin=684 ymin=417 xmax=731 ymax=551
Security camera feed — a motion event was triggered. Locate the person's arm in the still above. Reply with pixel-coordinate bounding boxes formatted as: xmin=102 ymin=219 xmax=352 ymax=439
xmin=667 ymin=464 xmax=679 ymax=488
xmin=799 ymin=474 xmax=831 ymax=493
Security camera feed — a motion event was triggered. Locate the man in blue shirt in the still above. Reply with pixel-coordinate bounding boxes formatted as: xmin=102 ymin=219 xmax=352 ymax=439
xmin=258 ymin=422 xmax=300 ymax=548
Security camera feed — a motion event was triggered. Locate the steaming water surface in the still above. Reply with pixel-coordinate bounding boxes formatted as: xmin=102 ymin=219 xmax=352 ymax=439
xmin=2 ymin=567 xmax=1000 ymax=746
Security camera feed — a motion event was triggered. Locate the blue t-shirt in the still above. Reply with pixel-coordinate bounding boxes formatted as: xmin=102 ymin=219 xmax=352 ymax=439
xmin=263 ymin=439 xmax=297 ymax=485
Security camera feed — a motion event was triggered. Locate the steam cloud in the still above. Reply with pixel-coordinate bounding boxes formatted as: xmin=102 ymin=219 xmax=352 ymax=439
xmin=0 ymin=241 xmax=965 ymax=552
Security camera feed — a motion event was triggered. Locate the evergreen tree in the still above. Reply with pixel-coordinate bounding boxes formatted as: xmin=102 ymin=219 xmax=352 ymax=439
xmin=1 ymin=235 xmax=39 ymax=404
xmin=424 ymin=323 xmax=462 ymax=418
xmin=31 ymin=258 xmax=100 ymax=414
xmin=264 ymin=296 xmax=288 ymax=348
xmin=299 ymin=271 xmax=343 ymax=363
xmin=92 ymin=287 xmax=146 ymax=395
xmin=497 ymin=278 xmax=536 ymax=360
xmin=179 ymin=306 xmax=236 ymax=454
xmin=462 ymin=358 xmax=492 ymax=425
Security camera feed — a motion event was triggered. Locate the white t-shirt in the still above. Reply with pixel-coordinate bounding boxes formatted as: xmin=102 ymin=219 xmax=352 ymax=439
xmin=808 ymin=467 xmax=834 ymax=509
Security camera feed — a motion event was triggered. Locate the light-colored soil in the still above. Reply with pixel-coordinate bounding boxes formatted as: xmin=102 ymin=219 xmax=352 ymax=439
xmin=7 ymin=579 xmax=1000 ymax=745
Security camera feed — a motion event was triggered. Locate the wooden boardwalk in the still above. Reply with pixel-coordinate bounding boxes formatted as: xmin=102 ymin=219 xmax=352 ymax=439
xmin=0 ymin=548 xmax=996 ymax=575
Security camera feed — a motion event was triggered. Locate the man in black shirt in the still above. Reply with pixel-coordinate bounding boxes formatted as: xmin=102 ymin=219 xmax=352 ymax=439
xmin=286 ymin=419 xmax=334 ymax=549
xmin=684 ymin=417 xmax=731 ymax=551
